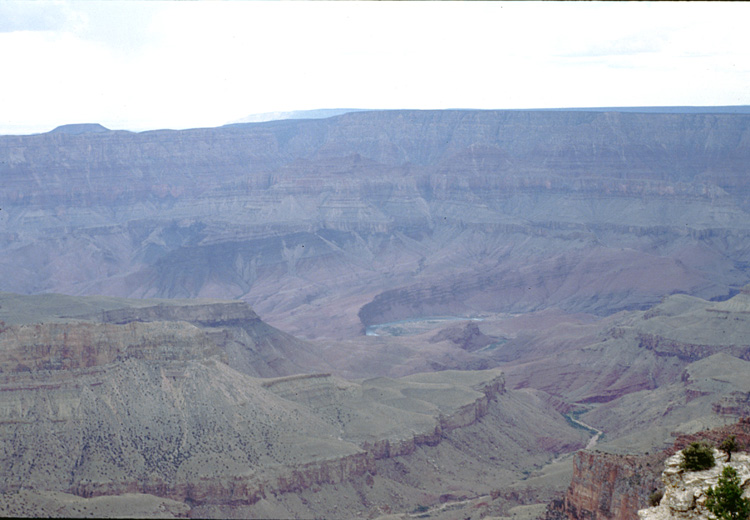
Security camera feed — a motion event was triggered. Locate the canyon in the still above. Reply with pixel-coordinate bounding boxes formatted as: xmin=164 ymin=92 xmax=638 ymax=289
xmin=0 ymin=292 xmax=588 ymax=518
xmin=0 ymin=285 xmax=748 ymax=518
xmin=2 ymin=109 xmax=750 ymax=339
xmin=2 ymin=108 xmax=750 ymax=517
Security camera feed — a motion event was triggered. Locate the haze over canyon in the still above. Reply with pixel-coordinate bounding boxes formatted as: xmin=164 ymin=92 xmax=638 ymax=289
xmin=1 ymin=108 xmax=750 ymax=518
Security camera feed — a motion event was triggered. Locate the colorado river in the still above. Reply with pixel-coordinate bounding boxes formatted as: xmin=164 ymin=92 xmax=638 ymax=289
xmin=366 ymin=316 xmax=484 ymax=336
xmin=566 ymin=413 xmax=603 ymax=450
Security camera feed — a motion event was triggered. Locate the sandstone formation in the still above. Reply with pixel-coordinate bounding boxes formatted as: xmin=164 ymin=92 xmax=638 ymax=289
xmin=545 ymin=450 xmax=663 ymax=520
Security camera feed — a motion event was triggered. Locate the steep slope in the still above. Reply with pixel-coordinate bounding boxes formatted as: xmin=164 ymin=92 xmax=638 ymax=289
xmin=0 ymin=292 xmax=588 ymax=518
xmin=504 ymin=287 xmax=750 ymax=406
xmin=2 ymin=110 xmax=750 ymax=338
xmin=0 ymin=291 xmax=329 ymax=378
xmin=546 ymin=419 xmax=750 ymax=520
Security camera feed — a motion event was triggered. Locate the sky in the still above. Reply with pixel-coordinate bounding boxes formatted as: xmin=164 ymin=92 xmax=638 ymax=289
xmin=1 ymin=1 xmax=749 ymax=135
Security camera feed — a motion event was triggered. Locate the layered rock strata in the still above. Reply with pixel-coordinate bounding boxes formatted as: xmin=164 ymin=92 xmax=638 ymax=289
xmin=2 ymin=307 xmax=565 ymax=516
xmin=546 ymin=419 xmax=750 ymax=520
xmin=545 ymin=451 xmax=663 ymax=520
xmin=3 ymin=110 xmax=750 ymax=338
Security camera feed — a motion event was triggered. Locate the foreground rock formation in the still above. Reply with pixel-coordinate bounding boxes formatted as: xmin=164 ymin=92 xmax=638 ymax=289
xmin=638 ymin=449 xmax=750 ymax=520
xmin=546 ymin=420 xmax=750 ymax=520
xmin=545 ymin=450 xmax=666 ymax=520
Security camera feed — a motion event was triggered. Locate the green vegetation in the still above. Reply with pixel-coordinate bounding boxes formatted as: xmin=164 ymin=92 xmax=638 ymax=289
xmin=648 ymin=490 xmax=663 ymax=507
xmin=680 ymin=442 xmax=715 ymax=471
xmin=719 ymin=435 xmax=741 ymax=463
xmin=705 ymin=466 xmax=750 ymax=520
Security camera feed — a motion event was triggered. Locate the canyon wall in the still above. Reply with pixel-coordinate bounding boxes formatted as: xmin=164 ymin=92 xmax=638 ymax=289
xmin=2 ymin=110 xmax=750 ymax=338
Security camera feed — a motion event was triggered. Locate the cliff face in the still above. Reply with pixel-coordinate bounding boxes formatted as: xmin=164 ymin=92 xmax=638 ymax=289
xmin=546 ymin=420 xmax=750 ymax=520
xmin=638 ymin=450 xmax=750 ymax=520
xmin=0 ymin=321 xmax=218 ymax=373
xmin=2 ymin=110 xmax=750 ymax=338
xmin=96 ymin=301 xmax=327 ymax=378
xmin=546 ymin=451 xmax=663 ymax=520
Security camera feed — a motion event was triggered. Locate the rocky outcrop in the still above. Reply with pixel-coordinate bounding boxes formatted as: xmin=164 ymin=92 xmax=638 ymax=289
xmin=546 ymin=420 xmax=750 ymax=520
xmin=0 ymin=293 xmax=327 ymax=379
xmin=98 ymin=301 xmax=260 ymax=327
xmin=97 ymin=300 xmax=326 ymax=377
xmin=638 ymin=450 xmax=750 ymax=520
xmin=429 ymin=321 xmax=496 ymax=351
xmin=545 ymin=451 xmax=663 ymax=520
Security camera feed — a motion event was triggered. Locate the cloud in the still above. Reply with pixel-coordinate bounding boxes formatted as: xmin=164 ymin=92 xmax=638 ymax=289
xmin=0 ymin=1 xmax=749 ymax=135
xmin=0 ymin=1 xmax=85 ymax=33
xmin=559 ymin=33 xmax=669 ymax=59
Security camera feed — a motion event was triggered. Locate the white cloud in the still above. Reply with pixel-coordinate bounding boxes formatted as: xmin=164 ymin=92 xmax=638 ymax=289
xmin=0 ymin=1 xmax=749 ymax=135
xmin=0 ymin=0 xmax=85 ymax=33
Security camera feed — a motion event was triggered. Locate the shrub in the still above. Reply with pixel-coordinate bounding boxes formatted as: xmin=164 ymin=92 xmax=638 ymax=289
xmin=705 ymin=466 xmax=750 ymax=520
xmin=680 ymin=441 xmax=715 ymax=471
xmin=648 ymin=490 xmax=664 ymax=507
xmin=719 ymin=435 xmax=741 ymax=463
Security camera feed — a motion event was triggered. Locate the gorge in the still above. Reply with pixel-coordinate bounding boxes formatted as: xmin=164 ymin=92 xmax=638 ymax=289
xmin=2 ymin=108 xmax=750 ymax=518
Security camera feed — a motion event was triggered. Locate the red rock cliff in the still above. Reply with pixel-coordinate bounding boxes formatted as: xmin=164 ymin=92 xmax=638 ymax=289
xmin=546 ymin=419 xmax=750 ymax=520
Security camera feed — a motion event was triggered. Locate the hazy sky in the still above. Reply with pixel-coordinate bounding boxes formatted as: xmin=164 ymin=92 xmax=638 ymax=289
xmin=1 ymin=1 xmax=748 ymax=135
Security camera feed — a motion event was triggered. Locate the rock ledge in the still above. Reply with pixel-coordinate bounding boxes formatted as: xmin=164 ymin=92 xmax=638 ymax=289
xmin=638 ymin=449 xmax=750 ymax=520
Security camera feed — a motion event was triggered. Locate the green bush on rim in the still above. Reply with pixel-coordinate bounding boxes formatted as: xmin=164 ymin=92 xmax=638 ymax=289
xmin=680 ymin=441 xmax=715 ymax=471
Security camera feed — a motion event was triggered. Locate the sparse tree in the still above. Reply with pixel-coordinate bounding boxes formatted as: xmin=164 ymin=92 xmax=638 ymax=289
xmin=705 ymin=466 xmax=750 ymax=520
xmin=680 ymin=441 xmax=715 ymax=471
xmin=719 ymin=435 xmax=741 ymax=463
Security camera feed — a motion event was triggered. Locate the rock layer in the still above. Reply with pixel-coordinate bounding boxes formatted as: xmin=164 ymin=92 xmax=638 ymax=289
xmin=0 ymin=293 xmax=589 ymax=517
xmin=545 ymin=451 xmax=663 ymax=520
xmin=2 ymin=110 xmax=750 ymax=338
